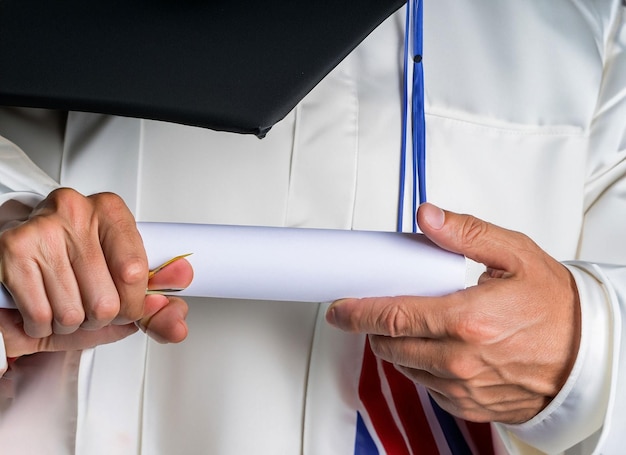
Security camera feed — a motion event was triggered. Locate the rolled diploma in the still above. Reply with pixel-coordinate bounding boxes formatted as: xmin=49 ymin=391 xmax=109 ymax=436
xmin=0 ymin=222 xmax=466 ymax=308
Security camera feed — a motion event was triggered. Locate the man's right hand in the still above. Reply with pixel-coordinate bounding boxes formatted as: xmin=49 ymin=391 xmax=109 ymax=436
xmin=0 ymin=188 xmax=192 ymax=356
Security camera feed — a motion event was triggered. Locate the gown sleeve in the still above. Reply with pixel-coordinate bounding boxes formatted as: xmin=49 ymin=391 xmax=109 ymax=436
xmin=498 ymin=7 xmax=626 ymax=454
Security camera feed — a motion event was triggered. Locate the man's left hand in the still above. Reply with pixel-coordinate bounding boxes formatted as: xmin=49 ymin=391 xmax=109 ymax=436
xmin=326 ymin=203 xmax=580 ymax=424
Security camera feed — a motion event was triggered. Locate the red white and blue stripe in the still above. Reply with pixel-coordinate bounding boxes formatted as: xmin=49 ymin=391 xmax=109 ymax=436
xmin=355 ymin=341 xmax=494 ymax=454
xmin=355 ymin=1 xmax=495 ymax=453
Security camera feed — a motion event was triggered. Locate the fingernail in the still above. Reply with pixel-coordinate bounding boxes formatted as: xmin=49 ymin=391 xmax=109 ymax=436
xmin=326 ymin=299 xmax=353 ymax=328
xmin=325 ymin=306 xmax=338 ymax=327
xmin=326 ymin=299 xmax=348 ymax=327
xmin=422 ymin=203 xmax=445 ymax=229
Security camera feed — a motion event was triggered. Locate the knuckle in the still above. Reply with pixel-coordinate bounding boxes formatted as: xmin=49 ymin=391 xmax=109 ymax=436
xmin=86 ymin=294 xmax=120 ymax=322
xmin=91 ymin=192 xmax=128 ymax=215
xmin=52 ymin=187 xmax=83 ymax=203
xmin=29 ymin=306 xmax=54 ymax=325
xmin=45 ymin=188 xmax=86 ymax=217
xmin=516 ymin=232 xmax=541 ymax=257
xmin=92 ymin=191 xmax=123 ymax=204
xmin=55 ymin=307 xmax=85 ymax=328
xmin=456 ymin=406 xmax=488 ymax=423
xmin=459 ymin=216 xmax=489 ymax=248
xmin=33 ymin=189 xmax=95 ymax=239
xmin=432 ymin=390 xmax=491 ymax=423
xmin=441 ymin=381 xmax=469 ymax=401
xmin=379 ymin=303 xmax=413 ymax=337
xmin=445 ymin=356 xmax=479 ymax=381
xmin=1 ymin=221 xmax=38 ymax=253
xmin=22 ymin=307 xmax=54 ymax=336
xmin=118 ymin=257 xmax=148 ymax=286
xmin=450 ymin=311 xmax=499 ymax=344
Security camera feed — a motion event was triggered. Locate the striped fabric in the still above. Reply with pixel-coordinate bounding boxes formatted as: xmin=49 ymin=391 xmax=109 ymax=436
xmin=355 ymin=339 xmax=495 ymax=455
xmin=355 ymin=1 xmax=496 ymax=453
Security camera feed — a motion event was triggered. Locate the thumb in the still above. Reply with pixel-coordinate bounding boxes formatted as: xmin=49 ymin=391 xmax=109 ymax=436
xmin=417 ymin=203 xmax=523 ymax=272
xmin=147 ymin=256 xmax=194 ymax=292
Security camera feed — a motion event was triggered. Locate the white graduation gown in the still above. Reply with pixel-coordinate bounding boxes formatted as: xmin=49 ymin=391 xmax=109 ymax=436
xmin=0 ymin=1 xmax=625 ymax=454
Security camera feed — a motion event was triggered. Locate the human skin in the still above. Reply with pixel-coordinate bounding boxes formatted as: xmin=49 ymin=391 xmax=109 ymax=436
xmin=326 ymin=203 xmax=581 ymax=425
xmin=0 ymin=191 xmax=580 ymax=424
xmin=0 ymin=188 xmax=193 ymax=358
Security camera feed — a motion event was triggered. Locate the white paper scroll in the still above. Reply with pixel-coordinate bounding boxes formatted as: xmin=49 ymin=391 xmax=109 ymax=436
xmin=0 ymin=222 xmax=466 ymax=309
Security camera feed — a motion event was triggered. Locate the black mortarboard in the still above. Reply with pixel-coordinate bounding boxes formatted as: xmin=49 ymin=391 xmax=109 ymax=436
xmin=0 ymin=0 xmax=404 ymax=137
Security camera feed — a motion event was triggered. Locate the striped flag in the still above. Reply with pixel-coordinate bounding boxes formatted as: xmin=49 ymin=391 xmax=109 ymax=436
xmin=355 ymin=339 xmax=495 ymax=454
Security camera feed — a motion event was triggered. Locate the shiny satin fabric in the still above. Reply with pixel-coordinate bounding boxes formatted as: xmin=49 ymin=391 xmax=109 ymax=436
xmin=0 ymin=1 xmax=624 ymax=454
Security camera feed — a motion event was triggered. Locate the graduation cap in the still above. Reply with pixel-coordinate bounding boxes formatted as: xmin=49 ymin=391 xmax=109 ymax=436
xmin=0 ymin=0 xmax=405 ymax=137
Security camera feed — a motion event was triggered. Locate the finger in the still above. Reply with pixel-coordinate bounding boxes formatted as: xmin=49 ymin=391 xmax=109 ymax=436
xmin=25 ymin=190 xmax=125 ymax=331
xmin=71 ymin=243 xmax=120 ymax=331
xmin=370 ymin=331 xmax=549 ymax=418
xmin=416 ymin=203 xmax=533 ymax=273
xmin=147 ymin=257 xmax=194 ymax=291
xmin=369 ymin=334 xmax=476 ymax=379
xmin=137 ymin=296 xmax=188 ymax=344
xmin=40 ymin=256 xmax=85 ymax=335
xmin=0 ymin=223 xmax=54 ymax=337
xmin=94 ymin=193 xmax=148 ymax=324
xmin=0 ymin=308 xmax=138 ymax=358
xmin=6 ymin=264 xmax=54 ymax=338
xmin=35 ymin=324 xmax=139 ymax=355
xmin=24 ymin=222 xmax=87 ymax=334
xmin=326 ymin=294 xmax=460 ymax=338
xmin=388 ymin=358 xmax=508 ymax=422
xmin=425 ymin=387 xmax=540 ymax=424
